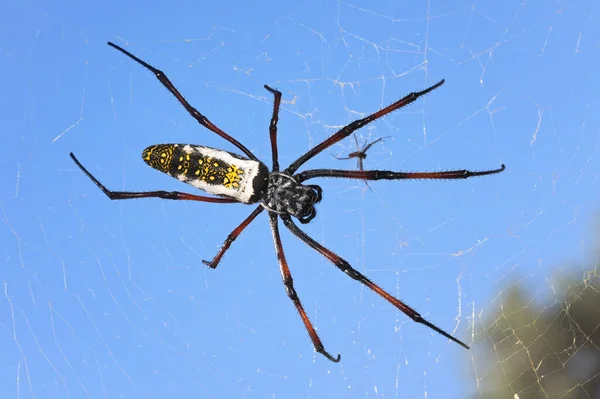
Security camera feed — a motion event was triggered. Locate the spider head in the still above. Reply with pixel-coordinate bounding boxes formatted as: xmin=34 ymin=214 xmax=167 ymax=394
xmin=263 ymin=173 xmax=322 ymax=224
xmin=295 ymin=184 xmax=322 ymax=224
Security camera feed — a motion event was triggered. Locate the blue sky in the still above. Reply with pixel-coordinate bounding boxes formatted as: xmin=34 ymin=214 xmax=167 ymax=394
xmin=1 ymin=1 xmax=599 ymax=398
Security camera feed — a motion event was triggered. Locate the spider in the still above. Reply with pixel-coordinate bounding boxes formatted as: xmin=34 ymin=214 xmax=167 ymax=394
xmin=70 ymin=41 xmax=506 ymax=363
xmin=333 ymin=134 xmax=390 ymax=191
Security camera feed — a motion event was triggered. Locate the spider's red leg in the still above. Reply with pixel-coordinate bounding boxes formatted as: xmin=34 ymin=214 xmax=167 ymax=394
xmin=269 ymin=213 xmax=341 ymax=363
xmin=334 ymin=135 xmax=388 ymax=192
xmin=264 ymin=85 xmax=282 ymax=172
xmin=295 ymin=164 xmax=506 ymax=183
xmin=107 ymin=42 xmax=259 ymax=162
xmin=357 ymin=136 xmax=391 ymax=192
xmin=281 ymin=214 xmax=470 ymax=350
xmin=361 ymin=170 xmax=375 ymax=193
xmin=355 ymin=157 xmax=376 ymax=193
xmin=203 ymin=206 xmax=264 ymax=269
xmin=70 ymin=153 xmax=237 ymax=203
xmin=285 ymin=80 xmax=445 ymax=175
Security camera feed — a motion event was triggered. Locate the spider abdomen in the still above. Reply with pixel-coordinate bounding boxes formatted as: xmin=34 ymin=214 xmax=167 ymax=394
xmin=142 ymin=144 xmax=269 ymax=203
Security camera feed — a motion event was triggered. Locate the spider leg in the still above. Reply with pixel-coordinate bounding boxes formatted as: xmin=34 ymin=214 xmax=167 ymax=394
xmin=263 ymin=85 xmax=282 ymax=171
xmin=202 ymin=206 xmax=264 ymax=268
xmin=285 ymin=80 xmax=445 ymax=174
xmin=357 ymin=158 xmax=364 ymax=171
xmin=357 ymin=159 xmax=375 ymax=193
xmin=361 ymin=136 xmax=386 ymax=154
xmin=269 ymin=213 xmax=341 ymax=363
xmin=353 ymin=133 xmax=360 ymax=152
xmin=358 ymin=136 xmax=389 ymax=192
xmin=331 ymin=155 xmax=353 ymax=160
xmin=107 ymin=42 xmax=258 ymax=162
xmin=70 ymin=153 xmax=237 ymax=203
xmin=295 ymin=164 xmax=506 ymax=183
xmin=280 ymin=214 xmax=470 ymax=350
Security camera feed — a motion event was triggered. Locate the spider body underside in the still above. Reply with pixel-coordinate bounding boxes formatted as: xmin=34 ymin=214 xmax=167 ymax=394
xmin=70 ymin=41 xmax=506 ymax=363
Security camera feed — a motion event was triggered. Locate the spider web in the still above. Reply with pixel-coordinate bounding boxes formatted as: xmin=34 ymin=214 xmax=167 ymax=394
xmin=2 ymin=0 xmax=599 ymax=398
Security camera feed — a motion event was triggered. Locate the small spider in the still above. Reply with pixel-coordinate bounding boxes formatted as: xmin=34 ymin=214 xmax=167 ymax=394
xmin=70 ymin=41 xmax=506 ymax=362
xmin=333 ymin=134 xmax=389 ymax=191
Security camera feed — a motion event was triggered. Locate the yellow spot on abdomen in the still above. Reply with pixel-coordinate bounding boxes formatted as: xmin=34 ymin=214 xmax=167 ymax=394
xmin=142 ymin=144 xmax=177 ymax=173
xmin=223 ymin=164 xmax=243 ymax=189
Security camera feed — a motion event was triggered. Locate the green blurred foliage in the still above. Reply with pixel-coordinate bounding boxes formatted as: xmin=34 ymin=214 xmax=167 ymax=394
xmin=468 ymin=220 xmax=600 ymax=398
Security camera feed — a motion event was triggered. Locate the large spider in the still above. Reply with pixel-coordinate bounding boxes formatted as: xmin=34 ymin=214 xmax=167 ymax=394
xmin=70 ymin=41 xmax=505 ymax=362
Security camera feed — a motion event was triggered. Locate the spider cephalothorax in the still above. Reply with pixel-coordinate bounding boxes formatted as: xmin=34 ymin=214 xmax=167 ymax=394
xmin=263 ymin=173 xmax=322 ymax=224
xmin=70 ymin=41 xmax=506 ymax=363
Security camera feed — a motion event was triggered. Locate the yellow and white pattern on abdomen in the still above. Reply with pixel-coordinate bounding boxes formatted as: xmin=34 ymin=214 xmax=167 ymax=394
xmin=142 ymin=144 xmax=264 ymax=203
